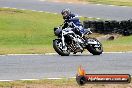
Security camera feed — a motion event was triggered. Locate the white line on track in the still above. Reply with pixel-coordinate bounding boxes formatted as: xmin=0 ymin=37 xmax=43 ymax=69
xmin=38 ymin=11 xmax=44 ymax=12
xmin=122 ymin=6 xmax=127 ymax=7
xmin=103 ymin=51 xmax=132 ymax=54
xmin=21 ymin=9 xmax=26 ymax=11
xmin=97 ymin=18 xmax=101 ymax=19
xmin=103 ymin=52 xmax=123 ymax=54
xmin=19 ymin=79 xmax=39 ymax=81
xmin=95 ymin=4 xmax=129 ymax=8
xmin=2 ymin=7 xmax=60 ymax=15
xmin=96 ymin=4 xmax=102 ymax=6
xmin=0 ymin=51 xmax=131 ymax=56
xmin=0 ymin=80 xmax=13 ymax=82
xmin=0 ymin=77 xmax=75 ymax=82
xmin=3 ymin=7 xmax=10 ymax=8
xmin=0 ymin=53 xmax=47 ymax=56
xmin=47 ymin=78 xmax=62 ymax=80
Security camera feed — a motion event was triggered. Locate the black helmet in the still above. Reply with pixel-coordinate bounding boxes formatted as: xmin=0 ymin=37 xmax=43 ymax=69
xmin=61 ymin=9 xmax=71 ymax=18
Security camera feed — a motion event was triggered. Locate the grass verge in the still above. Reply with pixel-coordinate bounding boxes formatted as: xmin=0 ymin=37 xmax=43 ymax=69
xmin=0 ymin=78 xmax=132 ymax=88
xmin=85 ymin=0 xmax=132 ymax=6
xmin=0 ymin=8 xmax=131 ymax=54
xmin=0 ymin=8 xmax=62 ymax=54
xmin=102 ymin=35 xmax=132 ymax=52
xmin=50 ymin=0 xmax=132 ymax=6
xmin=0 ymin=79 xmax=77 ymax=88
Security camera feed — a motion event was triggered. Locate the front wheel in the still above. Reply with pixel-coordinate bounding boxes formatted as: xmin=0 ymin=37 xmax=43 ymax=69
xmin=86 ymin=38 xmax=103 ymax=55
xmin=53 ymin=39 xmax=70 ymax=56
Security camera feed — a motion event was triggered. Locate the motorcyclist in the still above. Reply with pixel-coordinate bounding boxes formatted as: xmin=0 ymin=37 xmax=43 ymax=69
xmin=61 ymin=9 xmax=85 ymax=37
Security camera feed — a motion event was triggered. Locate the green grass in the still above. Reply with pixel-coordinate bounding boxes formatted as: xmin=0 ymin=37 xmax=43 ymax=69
xmin=0 ymin=8 xmax=63 ymax=54
xmin=0 ymin=79 xmax=76 ymax=87
xmin=103 ymin=35 xmax=132 ymax=52
xmin=85 ymin=0 xmax=132 ymax=6
xmin=0 ymin=8 xmax=131 ymax=54
xmin=0 ymin=8 xmax=95 ymax=54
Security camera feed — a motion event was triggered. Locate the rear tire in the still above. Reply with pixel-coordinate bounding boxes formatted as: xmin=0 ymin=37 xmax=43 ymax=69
xmin=53 ymin=39 xmax=70 ymax=56
xmin=86 ymin=38 xmax=103 ymax=55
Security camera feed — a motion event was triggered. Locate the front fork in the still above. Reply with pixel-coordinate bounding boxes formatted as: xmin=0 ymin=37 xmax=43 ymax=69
xmin=61 ymin=31 xmax=67 ymax=51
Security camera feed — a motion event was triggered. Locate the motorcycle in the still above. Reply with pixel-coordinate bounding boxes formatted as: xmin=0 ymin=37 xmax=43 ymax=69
xmin=53 ymin=22 xmax=103 ymax=56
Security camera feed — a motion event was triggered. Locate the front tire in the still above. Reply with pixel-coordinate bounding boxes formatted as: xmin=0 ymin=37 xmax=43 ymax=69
xmin=86 ymin=38 xmax=103 ymax=55
xmin=53 ymin=39 xmax=70 ymax=56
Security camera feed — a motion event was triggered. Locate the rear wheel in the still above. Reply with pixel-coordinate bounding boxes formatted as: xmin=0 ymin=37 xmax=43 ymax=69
xmin=86 ymin=38 xmax=103 ymax=55
xmin=53 ymin=39 xmax=70 ymax=56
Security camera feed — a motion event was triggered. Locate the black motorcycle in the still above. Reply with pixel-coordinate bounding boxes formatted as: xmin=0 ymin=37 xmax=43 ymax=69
xmin=53 ymin=22 xmax=103 ymax=56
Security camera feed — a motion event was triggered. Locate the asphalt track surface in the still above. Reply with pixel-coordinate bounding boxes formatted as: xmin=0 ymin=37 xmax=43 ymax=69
xmin=0 ymin=0 xmax=132 ymax=20
xmin=0 ymin=53 xmax=132 ymax=80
